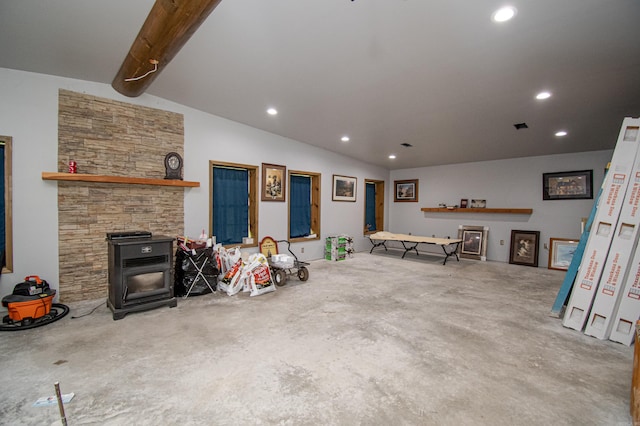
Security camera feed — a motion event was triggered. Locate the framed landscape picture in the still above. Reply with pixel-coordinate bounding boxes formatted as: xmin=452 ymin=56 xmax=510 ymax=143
xmin=543 ymin=170 xmax=593 ymax=200
xmin=261 ymin=163 xmax=286 ymax=201
xmin=548 ymin=238 xmax=579 ymax=271
xmin=509 ymin=230 xmax=540 ymax=267
xmin=332 ymin=174 xmax=357 ymax=202
xmin=394 ymin=179 xmax=418 ymax=202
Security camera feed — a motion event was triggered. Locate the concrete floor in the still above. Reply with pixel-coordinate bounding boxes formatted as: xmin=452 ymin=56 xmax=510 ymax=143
xmin=0 ymin=251 xmax=635 ymax=425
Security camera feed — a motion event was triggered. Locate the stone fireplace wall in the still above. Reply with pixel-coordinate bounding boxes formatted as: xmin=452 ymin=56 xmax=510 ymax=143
xmin=57 ymin=90 xmax=185 ymax=302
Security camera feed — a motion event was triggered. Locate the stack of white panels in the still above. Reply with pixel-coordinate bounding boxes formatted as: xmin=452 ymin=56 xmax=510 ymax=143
xmin=563 ymin=118 xmax=640 ymax=333
xmin=584 ymin=154 xmax=640 ymax=340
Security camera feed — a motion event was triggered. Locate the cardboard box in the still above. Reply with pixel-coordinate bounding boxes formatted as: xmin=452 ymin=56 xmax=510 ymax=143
xmin=563 ymin=118 xmax=640 ymax=331
xmin=325 ymin=246 xmax=347 ymax=261
xmin=325 ymin=235 xmax=352 ymax=261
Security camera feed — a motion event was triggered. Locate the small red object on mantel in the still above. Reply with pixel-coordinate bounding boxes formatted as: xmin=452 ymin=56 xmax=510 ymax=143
xmin=68 ymin=161 xmax=77 ymax=174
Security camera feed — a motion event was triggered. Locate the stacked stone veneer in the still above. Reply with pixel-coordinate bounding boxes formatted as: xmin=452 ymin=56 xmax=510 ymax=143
xmin=57 ymin=89 xmax=185 ymax=302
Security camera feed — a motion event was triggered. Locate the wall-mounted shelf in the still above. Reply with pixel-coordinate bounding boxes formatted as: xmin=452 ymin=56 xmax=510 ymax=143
xmin=42 ymin=172 xmax=200 ymax=188
xmin=421 ymin=207 xmax=533 ymax=214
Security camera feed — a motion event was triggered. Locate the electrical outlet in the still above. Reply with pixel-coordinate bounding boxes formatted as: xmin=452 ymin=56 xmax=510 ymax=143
xmin=500 ymin=240 xmax=504 ymax=245
xmin=301 ymin=247 xmax=304 ymax=253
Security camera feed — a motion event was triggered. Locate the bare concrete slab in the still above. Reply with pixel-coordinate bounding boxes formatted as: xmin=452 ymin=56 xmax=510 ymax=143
xmin=0 ymin=252 xmax=633 ymax=425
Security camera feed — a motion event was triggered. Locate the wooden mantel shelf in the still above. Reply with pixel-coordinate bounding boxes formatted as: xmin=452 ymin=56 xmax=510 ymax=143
xmin=421 ymin=207 xmax=533 ymax=214
xmin=42 ymin=172 xmax=200 ymax=188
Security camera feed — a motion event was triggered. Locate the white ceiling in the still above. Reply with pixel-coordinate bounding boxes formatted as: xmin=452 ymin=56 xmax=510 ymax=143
xmin=1 ymin=0 xmax=639 ymax=169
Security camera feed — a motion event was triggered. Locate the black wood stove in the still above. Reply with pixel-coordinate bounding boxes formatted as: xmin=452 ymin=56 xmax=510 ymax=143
xmin=106 ymin=231 xmax=177 ymax=320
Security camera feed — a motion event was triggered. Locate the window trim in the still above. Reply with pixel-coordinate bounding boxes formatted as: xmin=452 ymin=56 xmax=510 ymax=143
xmin=364 ymin=179 xmax=384 ymax=235
xmin=0 ymin=135 xmax=12 ymax=273
xmin=288 ymin=170 xmax=321 ymax=243
xmin=209 ymin=160 xmax=259 ymax=248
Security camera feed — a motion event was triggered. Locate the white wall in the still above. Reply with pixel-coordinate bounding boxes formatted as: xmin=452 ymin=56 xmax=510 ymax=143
xmin=183 ymin=106 xmax=391 ymax=260
xmin=0 ymin=66 xmax=616 ymax=305
xmin=390 ymin=150 xmax=613 ymax=266
xmin=0 ymin=67 xmax=389 ymax=300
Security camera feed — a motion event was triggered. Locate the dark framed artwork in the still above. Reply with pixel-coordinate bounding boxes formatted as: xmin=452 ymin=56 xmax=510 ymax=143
xmin=332 ymin=174 xmax=357 ymax=202
xmin=543 ymin=170 xmax=593 ymax=200
xmin=261 ymin=163 xmax=286 ymax=201
xmin=394 ymin=179 xmax=419 ymax=202
xmin=548 ymin=238 xmax=579 ymax=271
xmin=457 ymin=225 xmax=489 ymax=261
xmin=509 ymin=230 xmax=540 ymax=267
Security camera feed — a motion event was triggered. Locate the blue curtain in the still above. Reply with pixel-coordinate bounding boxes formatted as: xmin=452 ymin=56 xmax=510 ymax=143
xmin=290 ymin=175 xmax=311 ymax=238
xmin=365 ymin=183 xmax=377 ymax=232
xmin=212 ymin=167 xmax=248 ymax=245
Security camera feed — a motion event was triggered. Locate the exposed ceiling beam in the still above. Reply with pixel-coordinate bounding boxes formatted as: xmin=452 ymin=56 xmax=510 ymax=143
xmin=112 ymin=0 xmax=223 ymax=97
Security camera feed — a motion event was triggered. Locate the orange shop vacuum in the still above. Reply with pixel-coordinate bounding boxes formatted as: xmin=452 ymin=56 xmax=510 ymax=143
xmin=1 ymin=275 xmax=69 ymax=331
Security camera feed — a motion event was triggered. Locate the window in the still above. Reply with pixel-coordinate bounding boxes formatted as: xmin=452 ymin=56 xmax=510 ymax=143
xmin=288 ymin=170 xmax=321 ymax=242
xmin=364 ymin=179 xmax=384 ymax=234
xmin=0 ymin=136 xmax=12 ymax=272
xmin=210 ymin=161 xmax=258 ymax=247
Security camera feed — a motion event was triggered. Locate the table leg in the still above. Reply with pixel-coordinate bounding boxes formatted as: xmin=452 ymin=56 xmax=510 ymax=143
xmin=441 ymin=242 xmax=460 ymax=265
xmin=369 ymin=239 xmax=388 ymax=253
xmin=401 ymin=241 xmax=420 ymax=258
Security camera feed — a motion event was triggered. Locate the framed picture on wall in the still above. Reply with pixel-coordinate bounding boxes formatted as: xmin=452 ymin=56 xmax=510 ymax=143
xmin=548 ymin=238 xmax=579 ymax=271
xmin=261 ymin=163 xmax=286 ymax=201
xmin=332 ymin=174 xmax=357 ymax=202
xmin=543 ymin=170 xmax=593 ymax=200
xmin=509 ymin=230 xmax=540 ymax=267
xmin=394 ymin=179 xmax=419 ymax=202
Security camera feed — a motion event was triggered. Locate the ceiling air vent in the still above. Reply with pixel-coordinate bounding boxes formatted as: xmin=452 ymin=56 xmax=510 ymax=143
xmin=401 ymin=143 xmax=413 ymax=147
xmin=514 ymin=122 xmax=529 ymax=130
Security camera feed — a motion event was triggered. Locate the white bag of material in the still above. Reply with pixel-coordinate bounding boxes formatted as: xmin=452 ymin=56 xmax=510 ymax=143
xmin=216 ymin=246 xmax=229 ymax=277
xmin=225 ymin=247 xmax=242 ymax=269
xmin=217 ymin=258 xmax=244 ymax=296
xmin=216 ymin=246 xmax=242 ymax=279
xmin=244 ymin=253 xmax=276 ymax=297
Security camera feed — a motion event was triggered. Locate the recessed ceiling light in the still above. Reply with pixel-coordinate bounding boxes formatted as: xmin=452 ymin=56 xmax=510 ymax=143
xmin=341 ymin=136 xmax=350 ymax=142
xmin=388 ymin=154 xmax=396 ymax=159
xmin=555 ymin=130 xmax=568 ymax=137
xmin=492 ymin=6 xmax=517 ymax=22
xmin=536 ymin=91 xmax=552 ymax=100
xmin=266 ymin=108 xmax=278 ymax=116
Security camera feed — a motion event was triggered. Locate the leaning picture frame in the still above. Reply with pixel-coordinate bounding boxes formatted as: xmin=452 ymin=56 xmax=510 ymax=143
xmin=261 ymin=163 xmax=286 ymax=202
xmin=457 ymin=225 xmax=489 ymax=261
xmin=332 ymin=174 xmax=357 ymax=202
xmin=470 ymin=199 xmax=486 ymax=208
xmin=509 ymin=230 xmax=540 ymax=267
xmin=394 ymin=179 xmax=419 ymax=202
xmin=548 ymin=238 xmax=579 ymax=271
xmin=543 ymin=170 xmax=593 ymax=200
